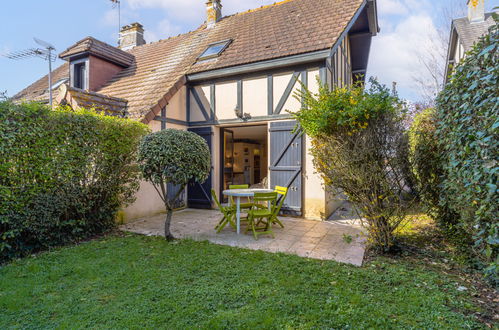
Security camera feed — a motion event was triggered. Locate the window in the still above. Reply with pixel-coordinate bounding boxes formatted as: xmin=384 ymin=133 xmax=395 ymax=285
xmin=50 ymin=78 xmax=69 ymax=90
xmin=198 ymin=39 xmax=232 ymax=61
xmin=73 ymin=62 xmax=86 ymax=89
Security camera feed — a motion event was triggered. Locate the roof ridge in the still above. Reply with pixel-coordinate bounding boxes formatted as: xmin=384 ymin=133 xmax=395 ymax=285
xmin=124 ymin=0 xmax=300 ymax=52
xmin=234 ymin=0 xmax=298 ymax=16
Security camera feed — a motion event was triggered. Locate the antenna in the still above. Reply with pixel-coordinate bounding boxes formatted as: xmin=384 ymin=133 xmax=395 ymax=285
xmin=34 ymin=37 xmax=55 ymax=50
xmin=110 ymin=0 xmax=121 ymax=44
xmin=1 ymin=38 xmax=57 ymax=107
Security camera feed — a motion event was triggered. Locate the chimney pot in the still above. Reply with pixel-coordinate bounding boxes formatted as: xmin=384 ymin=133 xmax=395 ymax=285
xmin=119 ymin=22 xmax=146 ymax=50
xmin=468 ymin=0 xmax=485 ymax=23
xmin=206 ymin=0 xmax=222 ymax=28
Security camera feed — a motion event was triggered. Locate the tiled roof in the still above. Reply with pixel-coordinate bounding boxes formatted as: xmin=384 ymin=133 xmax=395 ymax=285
xmin=99 ymin=0 xmax=365 ymax=121
xmin=59 ymin=37 xmax=135 ymax=67
xmin=188 ymin=0 xmax=364 ymax=74
xmin=56 ymin=84 xmax=128 ymax=117
xmin=98 ymin=31 xmax=200 ymax=120
xmin=13 ymin=0 xmax=367 ymax=122
xmin=13 ymin=63 xmax=69 ymax=103
xmin=453 ymin=13 xmax=495 ymax=51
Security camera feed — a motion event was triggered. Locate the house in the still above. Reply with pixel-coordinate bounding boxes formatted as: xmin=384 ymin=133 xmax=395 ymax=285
xmin=13 ymin=0 xmax=379 ymax=221
xmin=445 ymin=0 xmax=496 ymax=83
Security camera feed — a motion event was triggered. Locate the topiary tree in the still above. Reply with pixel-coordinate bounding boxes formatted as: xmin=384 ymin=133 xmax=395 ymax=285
xmin=137 ymin=129 xmax=211 ymax=240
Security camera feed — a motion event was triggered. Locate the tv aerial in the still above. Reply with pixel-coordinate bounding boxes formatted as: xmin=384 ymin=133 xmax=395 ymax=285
xmin=1 ymin=38 xmax=57 ymax=107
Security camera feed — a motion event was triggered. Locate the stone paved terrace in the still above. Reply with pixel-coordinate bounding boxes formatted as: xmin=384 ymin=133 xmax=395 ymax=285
xmin=121 ymin=209 xmax=366 ymax=266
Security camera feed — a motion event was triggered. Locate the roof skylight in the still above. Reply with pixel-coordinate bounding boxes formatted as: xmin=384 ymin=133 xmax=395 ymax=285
xmin=198 ymin=39 xmax=232 ymax=61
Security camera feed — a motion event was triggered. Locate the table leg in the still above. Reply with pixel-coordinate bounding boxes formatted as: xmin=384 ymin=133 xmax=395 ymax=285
xmin=236 ymin=197 xmax=241 ymax=234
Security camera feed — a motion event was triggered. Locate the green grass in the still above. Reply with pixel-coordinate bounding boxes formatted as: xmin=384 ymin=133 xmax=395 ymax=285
xmin=0 ymin=234 xmax=483 ymax=329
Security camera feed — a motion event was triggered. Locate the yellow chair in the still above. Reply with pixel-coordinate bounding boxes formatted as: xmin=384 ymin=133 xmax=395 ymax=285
xmin=272 ymin=186 xmax=288 ymax=228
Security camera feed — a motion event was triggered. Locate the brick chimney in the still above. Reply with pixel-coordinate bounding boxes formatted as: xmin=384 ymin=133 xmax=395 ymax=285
xmin=206 ymin=0 xmax=222 ymax=28
xmin=468 ymin=0 xmax=485 ymax=23
xmin=119 ymin=23 xmax=146 ymax=50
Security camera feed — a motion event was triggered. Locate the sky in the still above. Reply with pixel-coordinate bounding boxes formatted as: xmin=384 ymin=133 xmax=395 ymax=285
xmin=0 ymin=0 xmax=497 ymax=102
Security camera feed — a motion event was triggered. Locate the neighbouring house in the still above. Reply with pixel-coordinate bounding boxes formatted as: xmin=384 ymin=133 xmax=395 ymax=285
xmin=445 ymin=0 xmax=496 ymax=83
xmin=12 ymin=0 xmax=379 ymax=221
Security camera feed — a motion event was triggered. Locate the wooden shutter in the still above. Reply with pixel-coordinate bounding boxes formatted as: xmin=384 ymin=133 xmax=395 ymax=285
xmin=269 ymin=121 xmax=302 ymax=215
xmin=187 ymin=127 xmax=213 ymax=209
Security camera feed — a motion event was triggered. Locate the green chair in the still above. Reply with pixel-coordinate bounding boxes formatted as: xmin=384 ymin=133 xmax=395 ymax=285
xmin=212 ymin=189 xmax=236 ymax=233
xmin=253 ymin=186 xmax=288 ymax=229
xmin=271 ymin=186 xmax=288 ymax=228
xmin=246 ymin=192 xmax=278 ymax=240
xmin=229 ymin=184 xmax=253 ymax=210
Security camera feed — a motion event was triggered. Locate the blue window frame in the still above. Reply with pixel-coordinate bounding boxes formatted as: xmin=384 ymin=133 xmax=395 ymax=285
xmin=198 ymin=39 xmax=232 ymax=61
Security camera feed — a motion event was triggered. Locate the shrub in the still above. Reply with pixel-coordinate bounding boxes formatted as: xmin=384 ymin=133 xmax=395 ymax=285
xmin=137 ymin=129 xmax=211 ymax=240
xmin=292 ymin=79 xmax=413 ymax=252
xmin=0 ymin=102 xmax=149 ymax=261
xmin=436 ymin=15 xmax=498 ymax=281
xmin=408 ymin=108 xmax=459 ymax=229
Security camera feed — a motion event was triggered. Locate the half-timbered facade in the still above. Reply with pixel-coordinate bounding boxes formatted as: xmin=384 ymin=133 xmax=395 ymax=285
xmin=13 ymin=0 xmax=379 ymax=221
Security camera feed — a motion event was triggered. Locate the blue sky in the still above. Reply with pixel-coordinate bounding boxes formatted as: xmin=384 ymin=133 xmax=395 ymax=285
xmin=0 ymin=0 xmax=497 ymax=101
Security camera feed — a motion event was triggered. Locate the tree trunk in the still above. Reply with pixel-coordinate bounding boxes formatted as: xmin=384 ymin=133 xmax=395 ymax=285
xmin=164 ymin=208 xmax=174 ymax=241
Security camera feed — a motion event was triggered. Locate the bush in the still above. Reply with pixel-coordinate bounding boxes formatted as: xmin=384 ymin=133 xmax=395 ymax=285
xmin=292 ymin=79 xmax=413 ymax=252
xmin=408 ymin=108 xmax=459 ymax=229
xmin=0 ymin=102 xmax=149 ymax=261
xmin=137 ymin=129 xmax=211 ymax=240
xmin=436 ymin=15 xmax=498 ymax=281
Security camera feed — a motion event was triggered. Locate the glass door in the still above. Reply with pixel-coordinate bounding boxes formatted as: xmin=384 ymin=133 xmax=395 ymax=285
xmin=222 ymin=129 xmax=234 ymax=202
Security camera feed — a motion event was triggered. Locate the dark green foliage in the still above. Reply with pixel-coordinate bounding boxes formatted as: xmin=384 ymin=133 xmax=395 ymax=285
xmin=0 ymin=102 xmax=149 ymax=261
xmin=0 ymin=235 xmax=482 ymax=328
xmin=436 ymin=15 xmax=498 ymax=282
xmin=137 ymin=129 xmax=211 ymax=239
xmin=292 ymin=80 xmax=413 ymax=252
xmin=408 ymin=108 xmax=459 ymax=229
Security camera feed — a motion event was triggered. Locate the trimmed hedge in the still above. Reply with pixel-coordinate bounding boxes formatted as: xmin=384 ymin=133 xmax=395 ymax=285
xmin=436 ymin=15 xmax=498 ymax=281
xmin=0 ymin=102 xmax=149 ymax=261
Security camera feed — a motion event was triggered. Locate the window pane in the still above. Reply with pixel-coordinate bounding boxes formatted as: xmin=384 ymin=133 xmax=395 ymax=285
xmin=198 ymin=40 xmax=231 ymax=60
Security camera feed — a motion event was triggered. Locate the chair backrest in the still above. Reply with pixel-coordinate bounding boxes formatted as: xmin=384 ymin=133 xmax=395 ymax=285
xmin=275 ymin=186 xmax=288 ymax=196
xmin=273 ymin=186 xmax=289 ymax=216
xmin=253 ymin=192 xmax=277 ymax=209
xmin=229 ymin=184 xmax=249 ymax=189
xmin=228 ymin=185 xmax=249 ymax=205
xmin=211 ymin=189 xmax=223 ymax=210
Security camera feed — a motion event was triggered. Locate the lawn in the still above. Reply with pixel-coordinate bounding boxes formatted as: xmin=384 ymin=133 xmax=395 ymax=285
xmin=0 ymin=233 xmax=485 ymax=329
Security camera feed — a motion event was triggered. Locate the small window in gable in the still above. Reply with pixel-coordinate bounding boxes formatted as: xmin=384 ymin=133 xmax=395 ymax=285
xmin=73 ymin=62 xmax=87 ymax=89
xmin=198 ymin=39 xmax=232 ymax=61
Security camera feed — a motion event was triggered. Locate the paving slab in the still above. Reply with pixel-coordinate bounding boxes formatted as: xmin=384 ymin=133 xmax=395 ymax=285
xmin=121 ymin=208 xmax=366 ymax=266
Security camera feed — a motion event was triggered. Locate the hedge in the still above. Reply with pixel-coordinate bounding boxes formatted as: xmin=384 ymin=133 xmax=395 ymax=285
xmin=0 ymin=102 xmax=149 ymax=261
xmin=408 ymin=108 xmax=460 ymax=230
xmin=436 ymin=14 xmax=498 ymax=281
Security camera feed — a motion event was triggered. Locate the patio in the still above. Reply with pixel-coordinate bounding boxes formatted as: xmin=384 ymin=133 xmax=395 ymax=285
xmin=121 ymin=209 xmax=366 ymax=266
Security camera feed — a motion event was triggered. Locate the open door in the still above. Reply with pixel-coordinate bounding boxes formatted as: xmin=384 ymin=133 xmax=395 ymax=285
xmin=269 ymin=121 xmax=302 ymax=215
xmin=187 ymin=127 xmax=213 ymax=209
xmin=221 ymin=129 xmax=234 ymax=202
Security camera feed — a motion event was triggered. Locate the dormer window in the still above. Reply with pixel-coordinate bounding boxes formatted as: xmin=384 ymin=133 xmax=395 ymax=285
xmin=198 ymin=39 xmax=232 ymax=61
xmin=74 ymin=62 xmax=86 ymax=89
xmin=70 ymin=58 xmax=89 ymax=90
